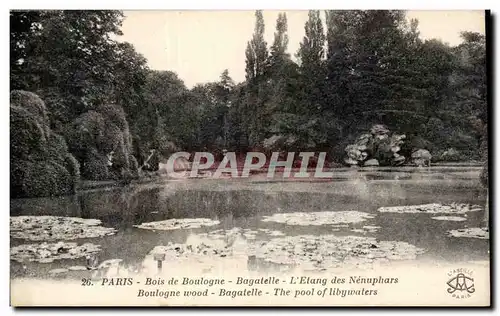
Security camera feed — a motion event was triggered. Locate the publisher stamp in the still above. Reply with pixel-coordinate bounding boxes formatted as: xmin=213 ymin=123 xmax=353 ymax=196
xmin=447 ymin=268 xmax=475 ymax=299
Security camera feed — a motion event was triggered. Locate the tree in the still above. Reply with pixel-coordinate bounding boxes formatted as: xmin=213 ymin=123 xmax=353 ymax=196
xmin=245 ymin=10 xmax=268 ymax=81
xmin=11 ymin=11 xmax=126 ymax=129
xmin=243 ymin=10 xmax=270 ymax=147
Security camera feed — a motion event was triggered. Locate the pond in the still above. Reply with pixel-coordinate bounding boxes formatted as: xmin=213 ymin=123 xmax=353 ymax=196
xmin=10 ymin=166 xmax=489 ymax=279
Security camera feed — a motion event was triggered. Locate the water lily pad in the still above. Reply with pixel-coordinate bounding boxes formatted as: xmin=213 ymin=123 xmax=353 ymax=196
xmin=199 ymin=227 xmax=286 ymax=241
xmin=254 ymin=235 xmax=425 ymax=271
xmin=331 ymin=224 xmax=349 ymax=228
xmin=268 ymin=230 xmax=285 ymax=237
xmin=134 ymin=218 xmax=220 ymax=231
xmin=447 ymin=227 xmax=489 ymax=239
xmin=431 ymin=216 xmax=467 ymax=222
xmin=11 ymin=242 xmax=101 ymax=263
xmin=145 ymin=234 xmax=236 ymax=265
xmin=350 ymin=229 xmax=367 ymax=234
xmin=350 ymin=226 xmax=379 ymax=234
xmin=98 ymin=259 xmax=123 ymax=269
xmin=261 ymin=211 xmax=375 ymax=226
xmin=378 ymin=203 xmax=482 ymax=214
xmin=10 ymin=216 xmax=116 ymax=241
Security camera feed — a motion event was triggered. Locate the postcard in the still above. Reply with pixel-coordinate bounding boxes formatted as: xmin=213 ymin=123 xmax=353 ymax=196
xmin=9 ymin=9 xmax=490 ymax=307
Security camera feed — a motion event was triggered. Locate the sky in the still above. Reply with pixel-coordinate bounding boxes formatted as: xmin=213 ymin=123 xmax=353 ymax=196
xmin=118 ymin=10 xmax=486 ymax=88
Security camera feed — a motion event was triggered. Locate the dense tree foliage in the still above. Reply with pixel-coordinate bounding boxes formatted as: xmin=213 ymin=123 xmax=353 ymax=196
xmin=10 ymin=10 xmax=487 ymax=197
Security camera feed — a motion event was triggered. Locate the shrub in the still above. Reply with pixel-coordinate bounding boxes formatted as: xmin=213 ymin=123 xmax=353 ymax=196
xmin=10 ymin=91 xmax=79 ymax=198
xmin=10 ymin=90 xmax=49 ymax=127
xmin=65 ymin=153 xmax=81 ymax=192
xmin=65 ymin=104 xmax=135 ymax=182
xmin=11 ymin=160 xmax=73 ymax=198
xmin=100 ymin=124 xmax=124 ymax=154
xmin=97 ymin=104 xmax=129 ymax=131
xmin=65 ymin=110 xmax=106 ymax=156
xmin=10 ymin=105 xmax=48 ymax=160
xmin=82 ymin=150 xmax=109 ymax=181
xmin=42 ymin=132 xmax=69 ymax=164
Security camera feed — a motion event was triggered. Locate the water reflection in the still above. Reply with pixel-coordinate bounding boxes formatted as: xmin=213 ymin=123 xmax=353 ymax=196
xmin=10 ymin=168 xmax=488 ymax=279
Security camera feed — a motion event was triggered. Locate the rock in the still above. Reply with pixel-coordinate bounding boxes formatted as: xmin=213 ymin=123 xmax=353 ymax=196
xmin=411 ymin=149 xmax=432 ymax=160
xmin=411 ymin=149 xmax=432 ymax=166
xmin=344 ymin=157 xmax=358 ymax=165
xmin=440 ymin=148 xmax=461 ymax=161
xmin=345 ymin=126 xmax=408 ymax=167
xmin=390 ymin=134 xmax=406 ymax=148
xmin=355 ymin=134 xmax=372 ymax=146
xmin=393 ymin=154 xmax=405 ymax=165
xmin=374 ymin=134 xmax=389 ymax=141
xmin=412 ymin=158 xmax=425 ymax=166
xmin=370 ymin=124 xmax=390 ymax=136
xmin=364 ymin=159 xmax=379 ymax=167
xmin=263 ymin=135 xmax=285 ymax=150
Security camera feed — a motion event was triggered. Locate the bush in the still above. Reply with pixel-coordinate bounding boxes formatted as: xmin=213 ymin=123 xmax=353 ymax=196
xmin=65 ymin=104 xmax=135 ymax=182
xmin=129 ymin=154 xmax=139 ymax=171
xmin=82 ymin=151 xmax=110 ymax=181
xmin=11 ymin=160 xmax=73 ymax=198
xmin=100 ymin=124 xmax=124 ymax=153
xmin=436 ymin=148 xmax=461 ymax=162
xmin=10 ymin=90 xmax=49 ymax=127
xmin=65 ymin=153 xmax=81 ymax=192
xmin=10 ymin=91 xmax=80 ymax=198
xmin=42 ymin=133 xmax=69 ymax=164
xmin=65 ymin=110 xmax=106 ymax=156
xmin=10 ymin=105 xmax=48 ymax=160
xmin=97 ymin=104 xmax=129 ymax=131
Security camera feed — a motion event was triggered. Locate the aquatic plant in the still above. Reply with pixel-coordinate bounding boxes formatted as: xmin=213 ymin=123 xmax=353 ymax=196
xmin=447 ymin=227 xmax=489 ymax=239
xmin=134 ymin=218 xmax=220 ymax=231
xmin=10 ymin=216 xmax=116 ymax=241
xmin=378 ymin=203 xmax=482 ymax=214
xmin=431 ymin=216 xmax=467 ymax=222
xmin=254 ymin=234 xmax=426 ymax=271
xmin=11 ymin=241 xmax=101 ymax=263
xmin=261 ymin=211 xmax=375 ymax=226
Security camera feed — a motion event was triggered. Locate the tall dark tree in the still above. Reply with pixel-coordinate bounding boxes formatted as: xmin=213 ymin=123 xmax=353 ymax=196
xmin=297 ymin=10 xmax=326 ymax=114
xmin=245 ymin=10 xmax=268 ymax=81
xmin=243 ymin=10 xmax=270 ymax=147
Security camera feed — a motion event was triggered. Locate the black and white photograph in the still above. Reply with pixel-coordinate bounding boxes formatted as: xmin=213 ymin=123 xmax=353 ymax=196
xmin=8 ymin=9 xmax=490 ymax=306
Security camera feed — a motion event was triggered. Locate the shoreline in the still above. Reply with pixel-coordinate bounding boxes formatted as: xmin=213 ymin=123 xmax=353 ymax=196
xmin=11 ymin=162 xmax=485 ymax=200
